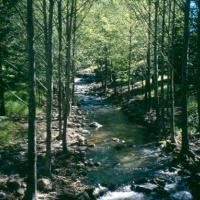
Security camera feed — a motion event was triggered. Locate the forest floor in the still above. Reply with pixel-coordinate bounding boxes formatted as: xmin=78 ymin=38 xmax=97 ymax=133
xmin=0 ymin=103 xmax=97 ymax=199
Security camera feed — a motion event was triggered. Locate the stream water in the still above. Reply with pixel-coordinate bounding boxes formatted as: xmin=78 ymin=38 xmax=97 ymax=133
xmin=75 ymin=76 xmax=193 ymax=200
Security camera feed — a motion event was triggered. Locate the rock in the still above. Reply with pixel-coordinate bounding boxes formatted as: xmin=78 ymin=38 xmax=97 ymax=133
xmin=68 ymin=122 xmax=74 ymax=128
xmin=0 ymin=191 xmax=6 ymax=199
xmin=155 ymin=186 xmax=169 ymax=196
xmin=76 ymin=123 xmax=82 ymax=128
xmin=172 ymin=191 xmax=192 ymax=200
xmin=77 ymin=135 xmax=86 ymax=145
xmin=0 ymin=179 xmax=7 ymax=190
xmin=77 ymin=163 xmax=85 ymax=168
xmin=58 ymin=190 xmax=77 ymax=200
xmin=94 ymin=162 xmax=101 ymax=167
xmin=135 ymin=183 xmax=158 ymax=194
xmin=37 ymin=178 xmax=52 ymax=191
xmin=77 ymin=191 xmax=90 ymax=200
xmin=152 ymin=178 xmax=165 ymax=187
xmin=89 ymin=122 xmax=102 ymax=129
xmin=7 ymin=179 xmax=21 ymax=192
xmin=178 ymin=169 xmax=191 ymax=176
xmin=78 ymin=146 xmax=88 ymax=152
xmin=88 ymin=143 xmax=95 ymax=148
xmin=16 ymin=188 xmax=25 ymax=196
xmin=112 ymin=138 xmax=120 ymax=143
xmin=93 ymin=185 xmax=108 ymax=198
xmin=82 ymin=130 xmax=90 ymax=134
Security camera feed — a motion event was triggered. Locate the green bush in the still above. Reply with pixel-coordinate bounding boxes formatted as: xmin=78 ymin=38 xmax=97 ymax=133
xmin=0 ymin=119 xmax=26 ymax=145
xmin=5 ymin=100 xmax=28 ymax=118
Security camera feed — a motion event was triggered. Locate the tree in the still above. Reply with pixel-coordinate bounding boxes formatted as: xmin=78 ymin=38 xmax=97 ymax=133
xmin=128 ymin=24 xmax=132 ymax=99
xmin=160 ymin=0 xmax=166 ymax=133
xmin=146 ymin=0 xmax=152 ymax=110
xmin=153 ymin=0 xmax=159 ymax=121
xmin=44 ymin=0 xmax=54 ymax=176
xmin=25 ymin=0 xmax=37 ymax=198
xmin=0 ymin=63 xmax=5 ymax=116
xmin=57 ymin=0 xmax=63 ymax=138
xmin=169 ymin=0 xmax=176 ymax=143
xmin=180 ymin=0 xmax=191 ymax=155
xmin=196 ymin=0 xmax=200 ymax=131
xmin=62 ymin=0 xmax=74 ymax=153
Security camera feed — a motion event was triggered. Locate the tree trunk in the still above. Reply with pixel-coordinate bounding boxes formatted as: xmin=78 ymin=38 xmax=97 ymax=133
xmin=146 ymin=0 xmax=151 ymax=110
xmin=181 ymin=0 xmax=190 ymax=155
xmin=26 ymin=0 xmax=37 ymax=198
xmin=170 ymin=0 xmax=176 ymax=143
xmin=153 ymin=0 xmax=159 ymax=121
xmin=71 ymin=0 xmax=77 ymax=105
xmin=128 ymin=25 xmax=132 ymax=99
xmin=46 ymin=0 xmax=54 ymax=176
xmin=196 ymin=0 xmax=200 ymax=131
xmin=57 ymin=0 xmax=62 ymax=138
xmin=62 ymin=0 xmax=74 ymax=153
xmin=0 ymin=63 xmax=5 ymax=116
xmin=160 ymin=0 xmax=166 ymax=133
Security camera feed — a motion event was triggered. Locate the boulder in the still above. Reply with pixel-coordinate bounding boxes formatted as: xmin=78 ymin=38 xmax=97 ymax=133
xmin=37 ymin=178 xmax=52 ymax=191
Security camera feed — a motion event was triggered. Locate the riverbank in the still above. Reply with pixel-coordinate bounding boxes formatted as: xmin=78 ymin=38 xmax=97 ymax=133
xmin=0 ymin=102 xmax=99 ymax=199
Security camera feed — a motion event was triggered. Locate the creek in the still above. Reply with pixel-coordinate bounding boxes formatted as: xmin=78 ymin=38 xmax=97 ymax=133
xmin=75 ymin=75 xmax=193 ymax=200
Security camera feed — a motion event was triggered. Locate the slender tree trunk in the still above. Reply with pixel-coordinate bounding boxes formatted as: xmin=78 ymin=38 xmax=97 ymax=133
xmin=46 ymin=0 xmax=54 ymax=175
xmin=62 ymin=0 xmax=74 ymax=153
xmin=26 ymin=0 xmax=37 ymax=198
xmin=160 ymin=0 xmax=166 ymax=133
xmin=71 ymin=0 xmax=77 ymax=105
xmin=128 ymin=25 xmax=132 ymax=99
xmin=196 ymin=0 xmax=200 ymax=131
xmin=57 ymin=0 xmax=62 ymax=138
xmin=104 ymin=47 xmax=108 ymax=94
xmin=153 ymin=0 xmax=159 ymax=121
xmin=0 ymin=63 xmax=5 ymax=116
xmin=146 ymin=0 xmax=151 ymax=110
xmin=170 ymin=0 xmax=176 ymax=143
xmin=181 ymin=0 xmax=190 ymax=155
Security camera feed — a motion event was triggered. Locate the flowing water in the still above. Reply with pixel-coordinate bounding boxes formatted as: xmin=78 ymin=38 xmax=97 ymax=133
xmin=75 ymin=76 xmax=193 ymax=200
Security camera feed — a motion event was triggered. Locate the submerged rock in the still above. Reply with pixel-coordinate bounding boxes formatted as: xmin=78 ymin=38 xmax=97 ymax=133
xmin=172 ymin=191 xmax=192 ymax=200
xmin=82 ymin=130 xmax=90 ymax=134
xmin=89 ymin=122 xmax=102 ymax=129
xmin=134 ymin=183 xmax=158 ymax=194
